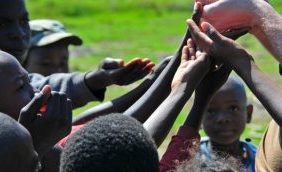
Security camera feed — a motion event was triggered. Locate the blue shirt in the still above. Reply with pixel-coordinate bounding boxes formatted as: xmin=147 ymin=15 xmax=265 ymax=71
xmin=200 ymin=137 xmax=256 ymax=172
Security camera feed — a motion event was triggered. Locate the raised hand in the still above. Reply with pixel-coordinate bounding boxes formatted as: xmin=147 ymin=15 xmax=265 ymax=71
xmin=98 ymin=57 xmax=124 ymax=70
xmin=196 ymin=0 xmax=269 ymax=33
xmin=171 ymin=38 xmax=210 ymax=90
xmin=108 ymin=58 xmax=155 ymax=85
xmin=187 ymin=19 xmax=253 ymax=69
xmin=85 ymin=57 xmax=154 ymax=90
xmin=19 ymin=85 xmax=72 ymax=157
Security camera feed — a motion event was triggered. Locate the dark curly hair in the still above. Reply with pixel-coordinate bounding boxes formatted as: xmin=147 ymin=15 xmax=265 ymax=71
xmin=60 ymin=114 xmax=159 ymax=172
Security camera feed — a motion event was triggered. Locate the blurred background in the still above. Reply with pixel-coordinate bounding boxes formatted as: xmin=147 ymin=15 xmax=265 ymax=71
xmin=26 ymin=0 xmax=282 ymax=153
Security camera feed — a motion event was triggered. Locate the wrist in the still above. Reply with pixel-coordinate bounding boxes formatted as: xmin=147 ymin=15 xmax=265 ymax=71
xmin=85 ymin=70 xmax=112 ymax=91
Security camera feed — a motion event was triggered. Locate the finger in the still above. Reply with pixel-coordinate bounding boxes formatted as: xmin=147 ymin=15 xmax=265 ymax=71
xmin=46 ymin=92 xmax=61 ymax=118
xmin=196 ymin=0 xmax=218 ymax=6
xmin=192 ymin=2 xmax=203 ymax=25
xmin=187 ymin=19 xmax=213 ymax=52
xmin=143 ymin=62 xmax=155 ymax=71
xmin=59 ymin=92 xmax=68 ymax=119
xmin=201 ymin=22 xmax=224 ymax=42
xmin=101 ymin=57 xmax=125 ymax=69
xmin=125 ymin=58 xmax=142 ymax=67
xmin=187 ymin=39 xmax=196 ymax=60
xmin=66 ymin=99 xmax=72 ymax=124
xmin=181 ymin=45 xmax=189 ymax=61
xmin=19 ymin=85 xmax=51 ymax=122
xmin=141 ymin=58 xmax=152 ymax=64
xmin=222 ymin=28 xmax=249 ymax=40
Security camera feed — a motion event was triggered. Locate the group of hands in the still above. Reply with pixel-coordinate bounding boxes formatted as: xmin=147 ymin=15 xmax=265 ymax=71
xmin=17 ymin=0 xmax=267 ymax=158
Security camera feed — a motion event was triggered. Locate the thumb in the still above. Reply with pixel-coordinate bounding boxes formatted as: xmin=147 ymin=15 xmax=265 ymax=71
xmin=19 ymin=85 xmax=51 ymax=123
xmin=201 ymin=22 xmax=223 ymax=42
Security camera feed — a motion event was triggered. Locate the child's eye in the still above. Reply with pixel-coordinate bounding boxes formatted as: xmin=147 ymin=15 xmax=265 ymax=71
xmin=229 ymin=105 xmax=239 ymax=112
xmin=207 ymin=108 xmax=217 ymax=115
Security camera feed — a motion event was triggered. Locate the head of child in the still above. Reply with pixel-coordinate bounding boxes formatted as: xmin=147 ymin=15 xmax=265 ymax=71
xmin=0 ymin=112 xmax=40 ymax=172
xmin=0 ymin=51 xmax=34 ymax=120
xmin=175 ymin=154 xmax=246 ymax=172
xmin=0 ymin=0 xmax=30 ymax=63
xmin=202 ymin=76 xmax=253 ymax=146
xmin=60 ymin=114 xmax=159 ymax=172
xmin=23 ymin=19 xmax=82 ymax=76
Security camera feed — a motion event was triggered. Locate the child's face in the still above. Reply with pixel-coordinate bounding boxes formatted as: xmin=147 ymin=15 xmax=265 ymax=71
xmin=0 ymin=53 xmax=34 ymax=120
xmin=25 ymin=43 xmax=69 ymax=76
xmin=202 ymin=87 xmax=251 ymax=145
xmin=0 ymin=0 xmax=30 ymax=63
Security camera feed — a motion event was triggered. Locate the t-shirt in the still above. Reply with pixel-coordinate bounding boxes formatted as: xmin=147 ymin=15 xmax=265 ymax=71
xmin=58 ymin=124 xmax=84 ymax=147
xmin=159 ymin=125 xmax=200 ymax=172
xmin=200 ymin=137 xmax=257 ymax=172
xmin=256 ymin=120 xmax=282 ymax=172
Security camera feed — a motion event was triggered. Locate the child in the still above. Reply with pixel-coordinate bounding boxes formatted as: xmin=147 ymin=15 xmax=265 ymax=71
xmin=200 ymin=76 xmax=256 ymax=172
xmin=188 ymin=19 xmax=282 ymax=171
xmin=60 ymin=114 xmax=159 ymax=172
xmin=0 ymin=50 xmax=72 ymax=159
xmin=0 ymin=0 xmax=153 ymax=109
xmin=0 ymin=112 xmax=40 ymax=172
xmin=23 ymin=19 xmax=82 ymax=76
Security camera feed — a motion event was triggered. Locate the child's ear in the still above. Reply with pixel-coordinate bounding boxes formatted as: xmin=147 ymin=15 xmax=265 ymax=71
xmin=246 ymin=104 xmax=253 ymax=123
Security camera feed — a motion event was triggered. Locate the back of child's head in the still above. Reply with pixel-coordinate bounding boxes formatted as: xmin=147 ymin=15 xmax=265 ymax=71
xmin=175 ymin=154 xmax=246 ymax=172
xmin=0 ymin=112 xmax=39 ymax=172
xmin=60 ymin=114 xmax=159 ymax=172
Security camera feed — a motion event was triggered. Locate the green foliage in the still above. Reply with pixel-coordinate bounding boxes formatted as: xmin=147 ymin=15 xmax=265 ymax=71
xmin=26 ymin=0 xmax=282 ymax=147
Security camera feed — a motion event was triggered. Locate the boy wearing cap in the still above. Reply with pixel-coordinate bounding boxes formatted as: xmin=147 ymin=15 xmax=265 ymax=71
xmin=23 ymin=19 xmax=82 ymax=76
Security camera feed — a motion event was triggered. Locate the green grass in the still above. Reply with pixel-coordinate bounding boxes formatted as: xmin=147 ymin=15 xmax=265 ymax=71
xmin=26 ymin=0 xmax=282 ymax=150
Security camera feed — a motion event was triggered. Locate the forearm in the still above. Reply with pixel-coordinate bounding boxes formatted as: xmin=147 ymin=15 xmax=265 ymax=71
xmin=123 ymin=29 xmax=191 ymax=122
xmin=184 ymin=94 xmax=212 ymax=130
xmin=235 ymin=59 xmax=282 ymax=126
xmin=144 ymin=84 xmax=194 ymax=147
xmin=251 ymin=2 xmax=282 ymax=63
xmin=72 ymin=78 xmax=154 ymax=125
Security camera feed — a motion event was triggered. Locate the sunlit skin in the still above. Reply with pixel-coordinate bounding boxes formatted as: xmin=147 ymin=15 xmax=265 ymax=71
xmin=0 ymin=0 xmax=30 ymax=63
xmin=25 ymin=41 xmax=69 ymax=76
xmin=202 ymin=78 xmax=253 ymax=155
xmin=0 ymin=51 xmax=34 ymax=120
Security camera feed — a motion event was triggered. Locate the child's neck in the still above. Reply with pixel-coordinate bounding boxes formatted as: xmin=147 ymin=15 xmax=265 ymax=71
xmin=209 ymin=139 xmax=243 ymax=157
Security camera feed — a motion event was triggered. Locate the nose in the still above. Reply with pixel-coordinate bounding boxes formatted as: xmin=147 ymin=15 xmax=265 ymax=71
xmin=8 ymin=22 xmax=27 ymax=40
xmin=215 ymin=112 xmax=231 ymax=124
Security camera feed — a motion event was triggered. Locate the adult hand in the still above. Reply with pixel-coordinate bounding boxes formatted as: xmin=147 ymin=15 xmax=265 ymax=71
xmin=187 ymin=19 xmax=253 ymax=68
xmin=171 ymin=39 xmax=210 ymax=90
xmin=196 ymin=0 xmax=269 ymax=33
xmin=19 ymin=85 xmax=72 ymax=157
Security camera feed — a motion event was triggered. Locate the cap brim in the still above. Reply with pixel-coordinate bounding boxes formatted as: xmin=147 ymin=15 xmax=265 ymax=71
xmin=33 ymin=33 xmax=83 ymax=47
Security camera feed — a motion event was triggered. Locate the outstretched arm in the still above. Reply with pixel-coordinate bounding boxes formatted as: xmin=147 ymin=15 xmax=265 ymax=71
xmin=188 ymin=20 xmax=282 ymax=126
xmin=123 ymin=4 xmax=203 ymax=123
xmin=197 ymin=0 xmax=282 ymax=63
xmin=72 ymin=57 xmax=170 ymax=125
xmin=159 ymin=56 xmax=231 ymax=172
xmin=144 ymin=39 xmax=210 ymax=147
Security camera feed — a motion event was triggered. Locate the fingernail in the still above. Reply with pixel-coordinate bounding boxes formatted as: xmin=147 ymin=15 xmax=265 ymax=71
xmin=40 ymin=85 xmax=51 ymax=95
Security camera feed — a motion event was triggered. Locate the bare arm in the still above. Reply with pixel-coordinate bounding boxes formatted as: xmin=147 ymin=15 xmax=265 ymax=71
xmin=124 ymin=5 xmax=203 ymax=123
xmin=188 ymin=19 xmax=282 ymax=126
xmin=144 ymin=38 xmax=210 ymax=147
xmin=197 ymin=0 xmax=282 ymax=63
xmin=72 ymin=57 xmax=170 ymax=125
